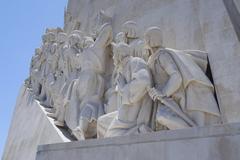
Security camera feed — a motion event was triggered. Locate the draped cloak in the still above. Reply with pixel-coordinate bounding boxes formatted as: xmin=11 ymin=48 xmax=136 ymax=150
xmin=163 ymin=48 xmax=220 ymax=116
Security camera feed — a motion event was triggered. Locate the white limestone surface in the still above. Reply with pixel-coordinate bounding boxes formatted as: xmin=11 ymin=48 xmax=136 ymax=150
xmin=66 ymin=0 xmax=240 ymax=123
xmin=234 ymin=0 xmax=240 ymax=12
xmin=36 ymin=123 xmax=240 ymax=160
xmin=2 ymin=85 xmax=71 ymax=160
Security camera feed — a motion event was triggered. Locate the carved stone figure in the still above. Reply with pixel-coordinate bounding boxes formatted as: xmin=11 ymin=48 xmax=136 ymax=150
xmin=30 ymin=34 xmax=47 ymax=101
xmin=97 ymin=58 xmax=118 ymax=138
xmin=64 ymin=23 xmax=113 ymax=140
xmin=97 ymin=31 xmax=134 ymax=138
xmin=105 ymin=42 xmax=153 ymax=137
xmin=52 ymin=31 xmax=83 ymax=127
xmin=27 ymin=18 xmax=224 ymax=141
xmin=83 ymin=36 xmax=94 ymax=48
xmin=121 ymin=21 xmax=149 ymax=60
xmin=29 ymin=48 xmax=43 ymax=96
xmin=145 ymin=27 xmax=220 ymax=130
xmin=57 ymin=32 xmax=68 ymax=75
xmin=115 ymin=32 xmax=127 ymax=44
xmin=40 ymin=32 xmax=58 ymax=107
xmin=64 ymin=31 xmax=83 ymax=79
xmin=48 ymin=71 xmax=65 ymax=115
xmin=46 ymin=31 xmax=68 ymax=118
xmin=35 ymin=32 xmax=53 ymax=103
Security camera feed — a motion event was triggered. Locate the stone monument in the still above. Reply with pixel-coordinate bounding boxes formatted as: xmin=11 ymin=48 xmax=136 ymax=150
xmin=3 ymin=0 xmax=240 ymax=160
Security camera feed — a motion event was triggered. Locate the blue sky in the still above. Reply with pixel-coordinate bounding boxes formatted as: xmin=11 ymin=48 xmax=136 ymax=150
xmin=0 ymin=0 xmax=68 ymax=157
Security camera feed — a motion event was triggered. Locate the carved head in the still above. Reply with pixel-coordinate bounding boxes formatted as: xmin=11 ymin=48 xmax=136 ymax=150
xmin=68 ymin=33 xmax=81 ymax=47
xmin=35 ymin=48 xmax=42 ymax=56
xmin=121 ymin=21 xmax=138 ymax=39
xmin=84 ymin=36 xmax=94 ymax=48
xmin=144 ymin=27 xmax=163 ymax=49
xmin=115 ymin=32 xmax=127 ymax=44
xmin=112 ymin=42 xmax=130 ymax=66
xmin=69 ymin=30 xmax=84 ymax=47
xmin=57 ymin=32 xmax=67 ymax=43
xmin=56 ymin=27 xmax=64 ymax=33
xmin=46 ymin=32 xmax=56 ymax=43
xmin=71 ymin=30 xmax=84 ymax=37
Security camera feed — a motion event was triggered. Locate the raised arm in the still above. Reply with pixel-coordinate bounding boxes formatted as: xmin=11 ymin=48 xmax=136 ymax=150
xmin=94 ymin=23 xmax=113 ymax=49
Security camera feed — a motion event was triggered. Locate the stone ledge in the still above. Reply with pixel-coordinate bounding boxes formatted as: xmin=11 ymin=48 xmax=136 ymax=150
xmin=2 ymin=85 xmax=72 ymax=160
xmin=37 ymin=123 xmax=240 ymax=160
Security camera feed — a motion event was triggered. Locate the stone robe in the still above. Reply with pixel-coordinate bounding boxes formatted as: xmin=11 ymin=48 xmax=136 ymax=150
xmin=64 ymin=24 xmax=112 ymax=138
xmin=148 ymin=48 xmax=220 ymax=129
xmin=105 ymin=56 xmax=153 ymax=137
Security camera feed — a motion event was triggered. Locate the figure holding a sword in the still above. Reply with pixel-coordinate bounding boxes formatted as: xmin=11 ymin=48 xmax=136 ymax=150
xmin=144 ymin=27 xmax=220 ymax=130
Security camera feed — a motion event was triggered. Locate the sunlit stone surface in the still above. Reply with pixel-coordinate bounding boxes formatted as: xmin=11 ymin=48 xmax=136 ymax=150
xmin=3 ymin=0 xmax=240 ymax=159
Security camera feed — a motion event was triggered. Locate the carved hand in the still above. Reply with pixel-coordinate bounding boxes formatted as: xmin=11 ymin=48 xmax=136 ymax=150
xmin=147 ymin=87 xmax=164 ymax=101
xmin=117 ymin=73 xmax=125 ymax=89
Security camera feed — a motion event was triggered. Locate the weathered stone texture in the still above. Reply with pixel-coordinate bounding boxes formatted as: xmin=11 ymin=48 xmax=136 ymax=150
xmin=67 ymin=0 xmax=240 ymax=123
xmin=36 ymin=123 xmax=240 ymax=160
xmin=2 ymin=85 xmax=71 ymax=160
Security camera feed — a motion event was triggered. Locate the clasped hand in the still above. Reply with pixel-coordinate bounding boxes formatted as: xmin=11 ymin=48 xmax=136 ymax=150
xmin=147 ymin=87 xmax=165 ymax=101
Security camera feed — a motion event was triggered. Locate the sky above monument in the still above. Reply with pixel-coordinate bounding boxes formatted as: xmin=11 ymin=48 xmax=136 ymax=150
xmin=0 ymin=0 xmax=68 ymax=157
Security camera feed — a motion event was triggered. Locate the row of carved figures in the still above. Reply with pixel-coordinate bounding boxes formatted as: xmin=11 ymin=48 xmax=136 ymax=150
xmin=26 ymin=21 xmax=221 ymax=140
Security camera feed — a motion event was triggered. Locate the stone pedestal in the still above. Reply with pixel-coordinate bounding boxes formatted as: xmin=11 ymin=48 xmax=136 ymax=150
xmin=37 ymin=123 xmax=240 ymax=160
xmin=2 ymin=85 xmax=72 ymax=160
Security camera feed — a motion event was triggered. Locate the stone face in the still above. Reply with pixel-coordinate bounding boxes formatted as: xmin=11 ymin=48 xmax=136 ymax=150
xmin=36 ymin=123 xmax=240 ymax=160
xmin=2 ymin=85 xmax=72 ymax=160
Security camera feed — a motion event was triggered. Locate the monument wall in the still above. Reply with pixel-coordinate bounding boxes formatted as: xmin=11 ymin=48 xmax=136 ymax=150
xmin=2 ymin=86 xmax=72 ymax=160
xmin=36 ymin=123 xmax=240 ymax=160
xmin=235 ymin=0 xmax=240 ymax=12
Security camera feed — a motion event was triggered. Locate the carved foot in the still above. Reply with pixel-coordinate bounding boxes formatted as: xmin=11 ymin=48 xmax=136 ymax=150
xmin=54 ymin=120 xmax=65 ymax=127
xmin=72 ymin=127 xmax=85 ymax=140
xmin=47 ymin=112 xmax=57 ymax=119
xmin=138 ymin=124 xmax=152 ymax=133
xmin=40 ymin=101 xmax=50 ymax=108
xmin=45 ymin=108 xmax=56 ymax=113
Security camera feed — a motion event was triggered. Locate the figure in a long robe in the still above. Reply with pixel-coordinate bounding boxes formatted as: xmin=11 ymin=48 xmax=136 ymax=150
xmin=64 ymin=23 xmax=113 ymax=140
xmin=105 ymin=42 xmax=153 ymax=137
xmin=145 ymin=27 xmax=220 ymax=130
